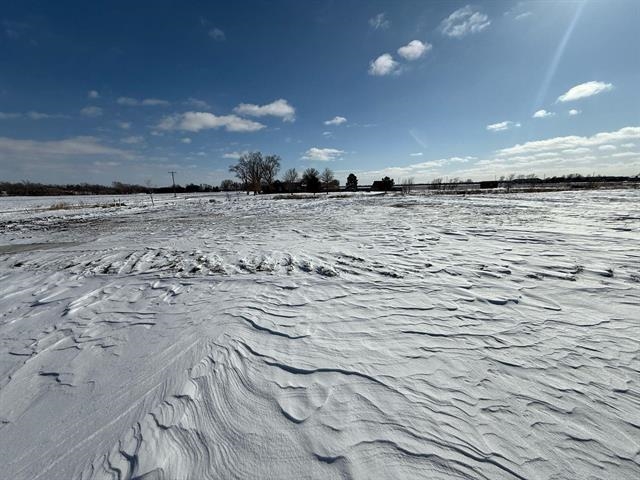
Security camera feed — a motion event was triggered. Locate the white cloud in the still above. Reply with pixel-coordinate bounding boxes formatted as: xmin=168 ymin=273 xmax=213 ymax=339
xmin=353 ymin=127 xmax=640 ymax=183
xmin=0 ymin=136 xmax=131 ymax=158
xmin=369 ymin=53 xmax=398 ymax=76
xmin=410 ymin=152 xmax=423 ymax=157
xmin=121 ymin=135 xmax=144 ymax=144
xmin=117 ymin=121 xmax=131 ymax=129
xmin=562 ymin=147 xmax=591 ymax=155
xmin=222 ymin=150 xmax=249 ymax=159
xmin=322 ymin=131 xmax=333 ymax=137
xmin=302 ymin=147 xmax=345 ymax=161
xmin=533 ymin=109 xmax=555 ymax=118
xmin=117 ymin=97 xmax=170 ymax=107
xmin=208 ymin=28 xmax=225 ymax=41
xmin=557 ymin=81 xmax=613 ymax=102
xmin=496 ymin=126 xmax=640 ymax=157
xmin=156 ymin=111 xmax=265 ymax=133
xmin=88 ymin=90 xmax=100 ymax=99
xmin=181 ymin=137 xmax=192 ymax=144
xmin=397 ymin=40 xmax=431 ymax=61
xmin=569 ymin=109 xmax=581 ymax=116
xmin=611 ymin=152 xmax=638 ymax=158
xmin=440 ymin=5 xmax=491 ymax=38
xmin=233 ymin=99 xmax=295 ymax=122
xmin=621 ymin=143 xmax=636 ymax=148
xmin=369 ymin=13 xmax=390 ymax=30
xmin=487 ymin=120 xmax=521 ymax=132
xmin=324 ymin=116 xmax=347 ymax=126
xmin=598 ymin=144 xmax=617 ymax=151
xmin=80 ymin=106 xmax=103 ymax=117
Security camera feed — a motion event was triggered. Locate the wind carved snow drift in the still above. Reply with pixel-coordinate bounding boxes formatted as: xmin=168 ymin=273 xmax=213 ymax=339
xmin=0 ymin=190 xmax=638 ymax=479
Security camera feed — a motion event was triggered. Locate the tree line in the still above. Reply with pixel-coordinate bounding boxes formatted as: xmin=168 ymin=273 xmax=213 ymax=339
xmin=0 ymin=181 xmax=220 ymax=196
xmin=224 ymin=151 xmax=350 ymax=194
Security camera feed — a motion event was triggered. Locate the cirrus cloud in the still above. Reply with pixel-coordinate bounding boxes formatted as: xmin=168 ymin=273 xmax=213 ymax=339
xmin=440 ymin=5 xmax=491 ymax=38
xmin=369 ymin=13 xmax=390 ymax=30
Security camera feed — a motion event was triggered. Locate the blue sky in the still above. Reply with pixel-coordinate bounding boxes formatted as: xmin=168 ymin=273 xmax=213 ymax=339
xmin=0 ymin=0 xmax=639 ymax=186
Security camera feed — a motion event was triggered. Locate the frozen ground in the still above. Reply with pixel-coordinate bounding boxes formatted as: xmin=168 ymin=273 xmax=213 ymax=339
xmin=0 ymin=190 xmax=638 ymax=479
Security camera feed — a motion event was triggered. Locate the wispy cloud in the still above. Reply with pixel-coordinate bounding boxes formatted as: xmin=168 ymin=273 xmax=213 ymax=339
xmin=0 ymin=111 xmax=70 ymax=120
xmin=568 ymin=109 xmax=581 ymax=116
xmin=80 ymin=106 xmax=103 ymax=117
xmin=487 ymin=120 xmax=520 ymax=132
xmin=515 ymin=12 xmax=532 ymax=20
xmin=324 ymin=116 xmax=347 ymax=126
xmin=368 ymin=53 xmax=398 ymax=76
xmin=121 ymin=135 xmax=144 ymax=144
xmin=117 ymin=97 xmax=170 ymax=107
xmin=183 ymin=97 xmax=211 ymax=110
xmin=88 ymin=90 xmax=100 ymax=99
xmin=302 ymin=147 xmax=345 ymax=161
xmin=233 ymin=99 xmax=295 ymax=122
xmin=222 ymin=150 xmax=249 ymax=159
xmin=0 ymin=136 xmax=132 ymax=159
xmin=557 ymin=81 xmax=613 ymax=102
xmin=397 ymin=40 xmax=431 ymax=61
xmin=369 ymin=13 xmax=390 ymax=30
xmin=440 ymin=5 xmax=491 ymax=38
xmin=208 ymin=28 xmax=225 ymax=41
xmin=157 ymin=111 xmax=265 ymax=132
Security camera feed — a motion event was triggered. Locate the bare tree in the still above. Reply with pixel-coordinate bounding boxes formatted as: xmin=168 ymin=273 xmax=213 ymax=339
xmin=282 ymin=168 xmax=299 ymax=194
xmin=321 ymin=167 xmax=335 ymax=194
xmin=230 ymin=151 xmax=264 ymax=195
xmin=262 ymin=155 xmax=281 ymax=189
xmin=400 ymin=177 xmax=415 ymax=195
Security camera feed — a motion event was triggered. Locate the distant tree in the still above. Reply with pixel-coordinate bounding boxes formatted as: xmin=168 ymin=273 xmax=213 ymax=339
xmin=381 ymin=176 xmax=394 ymax=193
xmin=282 ymin=168 xmax=299 ymax=194
xmin=302 ymin=168 xmax=321 ymax=194
xmin=400 ymin=177 xmax=414 ymax=194
xmin=220 ymin=179 xmax=237 ymax=191
xmin=321 ymin=167 xmax=335 ymax=194
xmin=346 ymin=173 xmax=358 ymax=191
xmin=262 ymin=155 xmax=281 ymax=188
xmin=230 ymin=151 xmax=264 ymax=195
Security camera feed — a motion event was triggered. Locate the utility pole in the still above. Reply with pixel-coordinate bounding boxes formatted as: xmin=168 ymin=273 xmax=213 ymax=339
xmin=168 ymin=171 xmax=177 ymax=198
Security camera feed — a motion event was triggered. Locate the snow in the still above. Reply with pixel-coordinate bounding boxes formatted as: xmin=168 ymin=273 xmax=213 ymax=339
xmin=0 ymin=190 xmax=639 ymax=479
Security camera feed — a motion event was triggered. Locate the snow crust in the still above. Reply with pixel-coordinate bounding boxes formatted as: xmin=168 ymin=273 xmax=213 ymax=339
xmin=0 ymin=190 xmax=638 ymax=479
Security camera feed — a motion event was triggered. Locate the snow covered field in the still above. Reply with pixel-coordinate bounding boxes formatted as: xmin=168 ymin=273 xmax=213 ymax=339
xmin=0 ymin=190 xmax=638 ymax=479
